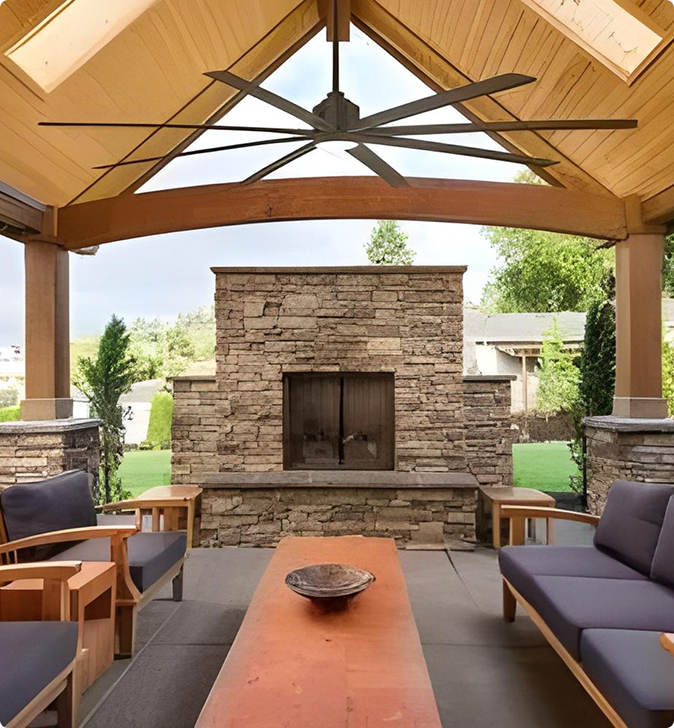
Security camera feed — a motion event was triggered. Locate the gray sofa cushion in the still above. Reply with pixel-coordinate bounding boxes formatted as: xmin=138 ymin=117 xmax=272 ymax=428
xmin=0 ymin=621 xmax=78 ymax=726
xmin=51 ymin=532 xmax=186 ymax=592
xmin=594 ymin=480 xmax=674 ymax=576
xmin=580 ymin=630 xmax=674 ymax=728
xmin=651 ymin=497 xmax=674 ymax=589
xmin=499 ymin=545 xmax=647 ymax=596
xmin=0 ymin=470 xmax=96 ymax=541
xmin=523 ymin=575 xmax=674 ymax=660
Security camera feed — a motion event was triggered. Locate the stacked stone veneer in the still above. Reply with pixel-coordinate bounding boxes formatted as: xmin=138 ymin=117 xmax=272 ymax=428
xmin=212 ymin=266 xmax=467 ymax=472
xmin=585 ymin=416 xmax=674 ymax=514
xmin=0 ymin=419 xmax=100 ymax=490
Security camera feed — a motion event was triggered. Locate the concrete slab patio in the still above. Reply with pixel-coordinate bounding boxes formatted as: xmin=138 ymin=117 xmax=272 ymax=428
xmin=78 ymin=542 xmax=610 ymax=728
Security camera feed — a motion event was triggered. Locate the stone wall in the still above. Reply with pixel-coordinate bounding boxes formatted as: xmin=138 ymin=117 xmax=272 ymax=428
xmin=463 ymin=376 xmax=516 ymax=486
xmin=585 ymin=416 xmax=674 ymax=513
xmin=213 ymin=267 xmax=466 ymax=472
xmin=0 ymin=419 xmax=100 ymax=490
xmin=199 ymin=472 xmax=478 ymax=548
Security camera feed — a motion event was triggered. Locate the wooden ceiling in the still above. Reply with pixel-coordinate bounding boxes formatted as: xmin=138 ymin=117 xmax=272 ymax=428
xmin=2 ymin=0 xmax=674 ymax=224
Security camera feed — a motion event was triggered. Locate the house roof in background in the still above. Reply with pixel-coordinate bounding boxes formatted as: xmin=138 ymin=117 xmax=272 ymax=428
xmin=464 ymin=310 xmax=586 ymax=344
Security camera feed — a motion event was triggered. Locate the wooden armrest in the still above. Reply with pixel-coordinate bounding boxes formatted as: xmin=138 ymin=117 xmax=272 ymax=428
xmin=0 ymin=561 xmax=82 ymax=585
xmin=660 ymin=634 xmax=674 ymax=658
xmin=500 ymin=505 xmax=600 ymax=526
xmin=99 ymin=498 xmax=190 ymax=512
xmin=0 ymin=526 xmax=138 ymax=555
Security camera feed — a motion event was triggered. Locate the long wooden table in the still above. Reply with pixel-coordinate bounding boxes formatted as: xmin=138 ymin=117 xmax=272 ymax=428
xmin=196 ymin=536 xmax=442 ymax=728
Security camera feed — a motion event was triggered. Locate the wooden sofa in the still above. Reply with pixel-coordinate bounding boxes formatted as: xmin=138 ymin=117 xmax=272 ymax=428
xmin=0 ymin=471 xmax=187 ymax=656
xmin=499 ymin=480 xmax=674 ymax=728
xmin=0 ymin=561 xmax=81 ymax=728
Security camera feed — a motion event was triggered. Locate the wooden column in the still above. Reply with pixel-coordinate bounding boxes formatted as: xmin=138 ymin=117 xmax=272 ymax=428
xmin=22 ymin=241 xmax=73 ymax=420
xmin=613 ymin=232 xmax=668 ymax=418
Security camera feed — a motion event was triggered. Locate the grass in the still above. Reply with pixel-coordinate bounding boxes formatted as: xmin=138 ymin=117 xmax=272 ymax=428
xmin=513 ymin=441 xmax=579 ymax=492
xmin=118 ymin=449 xmax=171 ymax=498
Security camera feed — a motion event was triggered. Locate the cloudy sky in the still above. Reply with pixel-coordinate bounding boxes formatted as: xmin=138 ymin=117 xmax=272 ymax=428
xmin=0 ymin=25 xmax=529 ymax=347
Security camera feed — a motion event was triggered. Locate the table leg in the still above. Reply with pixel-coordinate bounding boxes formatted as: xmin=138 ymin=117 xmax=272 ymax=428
xmin=492 ymin=503 xmax=502 ymax=549
xmin=510 ymin=517 xmax=526 ymax=546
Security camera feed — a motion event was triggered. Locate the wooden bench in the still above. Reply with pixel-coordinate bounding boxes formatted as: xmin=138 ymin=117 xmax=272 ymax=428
xmin=196 ymin=536 xmax=442 ymax=728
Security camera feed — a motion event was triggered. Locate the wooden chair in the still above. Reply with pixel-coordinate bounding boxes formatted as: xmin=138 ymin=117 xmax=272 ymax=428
xmin=0 ymin=471 xmax=188 ymax=657
xmin=0 ymin=561 xmax=82 ymax=728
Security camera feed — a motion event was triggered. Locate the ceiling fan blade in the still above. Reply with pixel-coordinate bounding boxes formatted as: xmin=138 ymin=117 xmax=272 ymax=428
xmin=347 ymin=144 xmax=409 ymax=188
xmin=352 ymin=132 xmax=558 ymax=167
xmin=91 ymin=136 xmax=314 ymax=170
xmin=39 ymin=120 xmax=317 ymax=136
xmin=365 ymin=119 xmax=639 ymax=136
xmin=205 ymin=70 xmax=333 ymax=132
xmin=353 ymin=73 xmax=536 ymax=130
xmin=240 ymin=141 xmax=317 ymax=185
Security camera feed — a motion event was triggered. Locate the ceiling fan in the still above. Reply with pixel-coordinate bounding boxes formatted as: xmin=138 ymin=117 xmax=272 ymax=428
xmin=39 ymin=1 xmax=638 ymax=188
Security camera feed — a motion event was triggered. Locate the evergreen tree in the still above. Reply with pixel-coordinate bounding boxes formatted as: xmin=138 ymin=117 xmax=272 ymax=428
xmin=73 ymin=315 xmax=138 ymax=503
xmin=365 ymin=220 xmax=415 ymax=265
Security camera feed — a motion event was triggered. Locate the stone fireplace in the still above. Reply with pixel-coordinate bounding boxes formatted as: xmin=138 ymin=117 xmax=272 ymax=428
xmin=172 ymin=267 xmax=515 ymax=547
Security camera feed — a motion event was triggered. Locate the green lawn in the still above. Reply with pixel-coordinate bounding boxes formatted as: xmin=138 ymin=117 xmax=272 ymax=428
xmin=118 ymin=449 xmax=171 ymax=498
xmin=513 ymin=441 xmax=579 ymax=492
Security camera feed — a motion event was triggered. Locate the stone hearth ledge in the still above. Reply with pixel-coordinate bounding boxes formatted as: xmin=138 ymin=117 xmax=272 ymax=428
xmin=203 ymin=471 xmax=479 ymax=489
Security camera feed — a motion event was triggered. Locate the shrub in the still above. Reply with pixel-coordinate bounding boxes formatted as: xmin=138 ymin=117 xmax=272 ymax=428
xmin=0 ymin=386 xmax=18 ymax=408
xmin=0 ymin=406 xmax=20 ymax=422
xmin=145 ymin=392 xmax=173 ymax=450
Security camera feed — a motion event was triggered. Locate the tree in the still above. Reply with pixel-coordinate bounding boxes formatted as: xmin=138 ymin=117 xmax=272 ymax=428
xmin=480 ymin=227 xmax=613 ymax=313
xmin=73 ymin=315 xmax=138 ymax=503
xmin=365 ymin=220 xmax=415 ymax=265
xmin=663 ymin=234 xmax=674 ymax=297
xmin=536 ymin=320 xmax=580 ymax=413
xmin=662 ymin=333 xmax=674 ymax=415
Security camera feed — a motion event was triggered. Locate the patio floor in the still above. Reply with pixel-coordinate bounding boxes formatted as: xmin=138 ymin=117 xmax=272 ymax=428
xmin=77 ymin=535 xmax=610 ymax=728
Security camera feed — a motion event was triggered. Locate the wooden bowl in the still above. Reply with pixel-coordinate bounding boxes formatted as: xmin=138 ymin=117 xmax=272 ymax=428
xmin=285 ymin=563 xmax=375 ymax=600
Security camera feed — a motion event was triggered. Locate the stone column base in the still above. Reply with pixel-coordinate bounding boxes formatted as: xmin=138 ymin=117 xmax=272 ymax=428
xmin=21 ymin=398 xmax=74 ymax=421
xmin=612 ymin=396 xmax=668 ymax=419
xmin=584 ymin=415 xmax=674 ymax=514
xmin=0 ymin=418 xmax=100 ymax=489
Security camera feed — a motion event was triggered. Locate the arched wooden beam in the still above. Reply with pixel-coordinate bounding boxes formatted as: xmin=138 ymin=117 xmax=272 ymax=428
xmin=56 ymin=177 xmax=627 ymax=249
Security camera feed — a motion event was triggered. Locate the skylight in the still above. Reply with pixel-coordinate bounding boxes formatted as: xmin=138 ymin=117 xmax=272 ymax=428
xmin=519 ymin=0 xmax=668 ymax=83
xmin=6 ymin=0 xmax=158 ymax=93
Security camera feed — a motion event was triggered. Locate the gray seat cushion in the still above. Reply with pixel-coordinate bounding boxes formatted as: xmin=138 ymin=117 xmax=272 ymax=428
xmin=499 ymin=545 xmax=647 ymax=596
xmin=51 ymin=532 xmax=186 ymax=592
xmin=0 ymin=621 xmax=78 ymax=726
xmin=651 ymin=497 xmax=674 ymax=589
xmin=0 ymin=470 xmax=96 ymax=541
xmin=580 ymin=630 xmax=674 ymax=728
xmin=524 ymin=575 xmax=674 ymax=660
xmin=594 ymin=480 xmax=674 ymax=576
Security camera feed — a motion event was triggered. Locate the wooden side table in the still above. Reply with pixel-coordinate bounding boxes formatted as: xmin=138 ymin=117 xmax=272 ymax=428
xmin=100 ymin=485 xmax=202 ymax=548
xmin=478 ymin=486 xmax=556 ymax=548
xmin=0 ymin=562 xmax=116 ymax=696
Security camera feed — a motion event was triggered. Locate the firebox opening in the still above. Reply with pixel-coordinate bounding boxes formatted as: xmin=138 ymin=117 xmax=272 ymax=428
xmin=283 ymin=372 xmax=395 ymax=471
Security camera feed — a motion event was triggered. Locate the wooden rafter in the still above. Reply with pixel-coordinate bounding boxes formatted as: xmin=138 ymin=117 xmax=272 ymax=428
xmin=55 ymin=176 xmax=628 ymax=250
xmin=351 ymin=0 xmax=617 ymax=199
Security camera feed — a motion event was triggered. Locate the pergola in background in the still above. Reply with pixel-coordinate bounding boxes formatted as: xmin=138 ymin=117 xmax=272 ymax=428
xmin=0 ymin=0 xmax=673 ymax=421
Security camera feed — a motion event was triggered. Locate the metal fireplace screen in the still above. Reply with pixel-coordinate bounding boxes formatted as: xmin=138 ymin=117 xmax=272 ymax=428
xmin=283 ymin=373 xmax=394 ymax=470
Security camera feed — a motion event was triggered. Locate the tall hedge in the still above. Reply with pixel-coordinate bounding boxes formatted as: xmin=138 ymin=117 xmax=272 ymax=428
xmin=145 ymin=392 xmax=173 ymax=450
xmin=578 ymin=298 xmax=616 ymax=417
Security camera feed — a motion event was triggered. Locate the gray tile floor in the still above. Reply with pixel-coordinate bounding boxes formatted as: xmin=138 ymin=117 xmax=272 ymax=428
xmin=79 ymin=538 xmax=611 ymax=728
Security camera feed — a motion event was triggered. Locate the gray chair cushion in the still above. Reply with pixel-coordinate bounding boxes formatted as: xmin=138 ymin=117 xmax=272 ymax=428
xmin=0 ymin=470 xmax=96 ymax=541
xmin=0 ymin=621 xmax=78 ymax=726
xmin=499 ymin=545 xmax=647 ymax=596
xmin=580 ymin=630 xmax=674 ymax=728
xmin=51 ymin=532 xmax=186 ymax=592
xmin=651 ymin=497 xmax=674 ymax=589
xmin=594 ymin=480 xmax=674 ymax=576
xmin=523 ymin=575 xmax=674 ymax=660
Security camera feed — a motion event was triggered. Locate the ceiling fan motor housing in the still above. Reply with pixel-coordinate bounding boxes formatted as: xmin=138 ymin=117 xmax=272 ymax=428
xmin=313 ymin=92 xmax=361 ymax=131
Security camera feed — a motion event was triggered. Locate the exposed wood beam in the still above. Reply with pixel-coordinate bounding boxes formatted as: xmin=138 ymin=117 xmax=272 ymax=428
xmin=324 ymin=0 xmax=350 ymax=41
xmin=0 ymin=181 xmax=45 ymax=235
xmin=69 ymin=0 xmax=325 ymax=205
xmin=642 ymin=185 xmax=674 ymax=226
xmin=56 ymin=177 xmax=627 ymax=250
xmin=351 ymin=0 xmax=616 ymax=198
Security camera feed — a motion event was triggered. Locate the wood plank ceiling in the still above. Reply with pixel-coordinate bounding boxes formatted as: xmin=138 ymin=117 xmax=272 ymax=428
xmin=2 ymin=0 xmax=674 ymax=223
